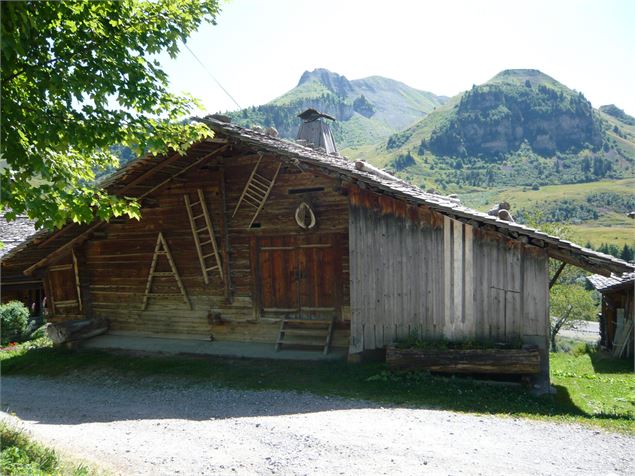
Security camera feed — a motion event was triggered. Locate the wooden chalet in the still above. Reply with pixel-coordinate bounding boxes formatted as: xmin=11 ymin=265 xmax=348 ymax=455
xmin=2 ymin=115 xmax=633 ymax=386
xmin=588 ymin=272 xmax=634 ymax=358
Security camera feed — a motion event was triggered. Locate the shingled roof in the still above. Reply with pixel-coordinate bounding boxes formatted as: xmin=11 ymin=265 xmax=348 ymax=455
xmin=0 ymin=215 xmax=36 ymax=258
xmin=588 ymin=272 xmax=635 ymax=292
xmin=2 ymin=117 xmax=634 ymax=278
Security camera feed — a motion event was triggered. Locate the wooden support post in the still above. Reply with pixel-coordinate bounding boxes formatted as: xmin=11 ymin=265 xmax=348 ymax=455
xmin=74 ymin=245 xmax=93 ymax=319
xmin=219 ymin=162 xmax=233 ymax=303
xmin=71 ymin=249 xmax=83 ymax=312
xmin=549 ymin=261 xmax=566 ymax=289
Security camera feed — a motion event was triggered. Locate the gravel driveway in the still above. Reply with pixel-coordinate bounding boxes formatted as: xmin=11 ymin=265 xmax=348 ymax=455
xmin=1 ymin=375 xmax=633 ymax=475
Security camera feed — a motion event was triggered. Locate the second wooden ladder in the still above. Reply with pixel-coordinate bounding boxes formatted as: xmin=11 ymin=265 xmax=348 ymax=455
xmin=184 ymin=189 xmax=224 ymax=284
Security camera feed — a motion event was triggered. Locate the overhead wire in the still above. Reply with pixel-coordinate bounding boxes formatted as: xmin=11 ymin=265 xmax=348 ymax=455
xmin=183 ymin=43 xmax=242 ymax=110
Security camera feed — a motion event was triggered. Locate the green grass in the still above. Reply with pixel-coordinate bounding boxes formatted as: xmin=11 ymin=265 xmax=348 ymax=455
xmin=2 ymin=340 xmax=633 ymax=434
xmin=0 ymin=422 xmax=95 ymax=475
xmin=460 ymin=178 xmax=635 ymax=211
xmin=459 ymin=178 xmax=635 ymax=247
xmin=569 ymin=224 xmax=635 ymax=248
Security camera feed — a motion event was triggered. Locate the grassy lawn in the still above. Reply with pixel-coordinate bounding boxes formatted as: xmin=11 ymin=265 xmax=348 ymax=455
xmin=0 ymin=421 xmax=96 ymax=476
xmin=1 ymin=339 xmax=633 ymax=434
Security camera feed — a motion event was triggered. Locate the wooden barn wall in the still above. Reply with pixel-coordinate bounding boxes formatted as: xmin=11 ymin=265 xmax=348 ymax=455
xmin=44 ymin=153 xmax=350 ymax=346
xmin=348 ymin=188 xmax=549 ymax=353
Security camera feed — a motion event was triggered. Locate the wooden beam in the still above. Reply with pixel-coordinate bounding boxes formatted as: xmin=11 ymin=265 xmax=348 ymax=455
xmin=24 ymin=221 xmax=103 ymax=275
xmin=36 ymin=224 xmax=78 ymax=249
xmin=136 ymin=145 xmax=229 ymax=200
xmin=545 ymin=246 xmax=623 ymax=277
xmin=114 ymin=151 xmax=182 ymax=195
xmin=549 ymin=261 xmax=566 ymax=289
xmin=219 ymin=161 xmax=233 ymax=303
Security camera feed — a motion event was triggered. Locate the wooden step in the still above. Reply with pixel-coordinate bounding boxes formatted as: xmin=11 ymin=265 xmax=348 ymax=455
xmin=282 ymin=319 xmax=332 ymax=327
xmin=281 ymin=328 xmax=329 ymax=337
xmin=276 ymin=338 xmax=327 ymax=346
xmin=275 ymin=317 xmax=335 ymax=354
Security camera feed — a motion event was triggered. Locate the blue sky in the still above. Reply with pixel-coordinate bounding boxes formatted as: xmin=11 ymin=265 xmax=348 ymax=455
xmin=159 ymin=0 xmax=635 ymax=115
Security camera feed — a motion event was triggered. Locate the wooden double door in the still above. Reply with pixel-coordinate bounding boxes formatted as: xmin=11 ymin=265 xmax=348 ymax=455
xmin=254 ymin=234 xmax=343 ymax=320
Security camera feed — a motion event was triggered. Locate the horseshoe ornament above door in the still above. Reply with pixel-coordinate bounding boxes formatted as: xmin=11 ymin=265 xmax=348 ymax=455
xmin=295 ymin=202 xmax=316 ymax=230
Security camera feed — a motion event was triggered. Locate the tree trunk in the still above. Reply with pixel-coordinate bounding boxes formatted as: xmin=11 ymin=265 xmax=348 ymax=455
xmin=46 ymin=318 xmax=108 ymax=345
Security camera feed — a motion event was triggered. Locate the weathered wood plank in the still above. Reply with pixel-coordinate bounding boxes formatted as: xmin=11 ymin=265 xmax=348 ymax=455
xmin=386 ymin=346 xmax=541 ymax=375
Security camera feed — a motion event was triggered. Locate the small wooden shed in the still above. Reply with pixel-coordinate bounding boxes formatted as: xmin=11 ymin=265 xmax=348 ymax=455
xmin=588 ymin=272 xmax=634 ymax=358
xmin=2 ymin=117 xmax=632 ymax=386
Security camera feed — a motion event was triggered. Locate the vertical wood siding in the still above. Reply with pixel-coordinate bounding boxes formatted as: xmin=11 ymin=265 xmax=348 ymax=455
xmin=349 ymin=191 xmax=549 ymax=353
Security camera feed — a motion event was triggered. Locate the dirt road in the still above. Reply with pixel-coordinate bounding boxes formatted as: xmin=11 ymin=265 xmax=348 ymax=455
xmin=1 ymin=375 xmax=632 ymax=475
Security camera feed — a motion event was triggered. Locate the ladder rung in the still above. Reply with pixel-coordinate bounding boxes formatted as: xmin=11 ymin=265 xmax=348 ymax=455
xmin=248 ymin=181 xmax=269 ymax=195
xmin=200 ymin=240 xmax=212 ymax=246
xmin=242 ymin=198 xmax=261 ymax=208
xmin=202 ymin=253 xmax=215 ymax=259
xmin=205 ymin=266 xmax=219 ymax=271
xmin=152 ymin=272 xmax=175 ymax=276
xmin=193 ymin=213 xmax=205 ymax=220
xmin=244 ymin=188 xmax=264 ymax=200
xmin=254 ymin=174 xmax=271 ymax=185
xmin=196 ymin=227 xmax=208 ymax=233
xmin=189 ymin=200 xmax=201 ymax=207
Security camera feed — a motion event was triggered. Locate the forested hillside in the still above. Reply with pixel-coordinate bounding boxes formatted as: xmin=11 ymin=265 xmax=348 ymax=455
xmin=352 ymin=69 xmax=635 ymax=191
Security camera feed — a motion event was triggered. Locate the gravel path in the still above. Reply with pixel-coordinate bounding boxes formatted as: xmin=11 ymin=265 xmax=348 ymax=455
xmin=1 ymin=375 xmax=633 ymax=475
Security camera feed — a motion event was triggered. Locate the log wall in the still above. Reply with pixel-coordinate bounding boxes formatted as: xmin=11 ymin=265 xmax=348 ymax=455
xmin=349 ymin=188 xmax=549 ymax=355
xmin=43 ymin=152 xmax=351 ymax=347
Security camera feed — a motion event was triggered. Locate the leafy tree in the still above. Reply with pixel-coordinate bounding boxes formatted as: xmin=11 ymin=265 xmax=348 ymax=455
xmin=1 ymin=0 xmax=221 ymax=229
xmin=550 ymin=284 xmax=598 ymax=350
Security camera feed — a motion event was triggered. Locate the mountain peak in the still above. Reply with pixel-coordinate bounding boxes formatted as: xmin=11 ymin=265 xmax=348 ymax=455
xmin=297 ymin=68 xmax=353 ymax=97
xmin=487 ymin=69 xmax=564 ymax=90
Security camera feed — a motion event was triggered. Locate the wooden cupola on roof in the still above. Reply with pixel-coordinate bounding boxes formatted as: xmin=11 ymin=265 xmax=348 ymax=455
xmin=296 ymin=108 xmax=338 ymax=155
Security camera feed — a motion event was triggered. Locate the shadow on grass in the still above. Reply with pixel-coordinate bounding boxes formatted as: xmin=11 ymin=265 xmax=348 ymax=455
xmin=1 ymin=346 xmax=631 ymax=430
xmin=589 ymin=350 xmax=634 ymax=374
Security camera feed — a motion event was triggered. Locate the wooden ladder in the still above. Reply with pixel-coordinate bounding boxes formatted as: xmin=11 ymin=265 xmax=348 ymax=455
xmin=184 ymin=189 xmax=224 ymax=284
xmin=142 ymin=232 xmax=191 ymax=310
xmin=232 ymin=155 xmax=281 ymax=228
xmin=275 ymin=317 xmax=335 ymax=355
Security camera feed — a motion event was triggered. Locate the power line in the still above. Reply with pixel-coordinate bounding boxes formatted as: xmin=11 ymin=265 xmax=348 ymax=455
xmin=183 ymin=43 xmax=242 ymax=110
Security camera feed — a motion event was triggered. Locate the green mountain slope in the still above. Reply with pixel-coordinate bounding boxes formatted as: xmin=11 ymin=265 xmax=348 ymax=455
xmin=352 ymin=69 xmax=635 ymax=191
xmin=228 ymin=68 xmax=445 ymax=148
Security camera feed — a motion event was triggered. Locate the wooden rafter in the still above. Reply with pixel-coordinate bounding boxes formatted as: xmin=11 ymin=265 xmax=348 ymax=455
xmin=184 ymin=189 xmax=224 ymax=284
xmin=142 ymin=232 xmax=191 ymax=310
xmin=549 ymin=261 xmax=566 ymax=289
